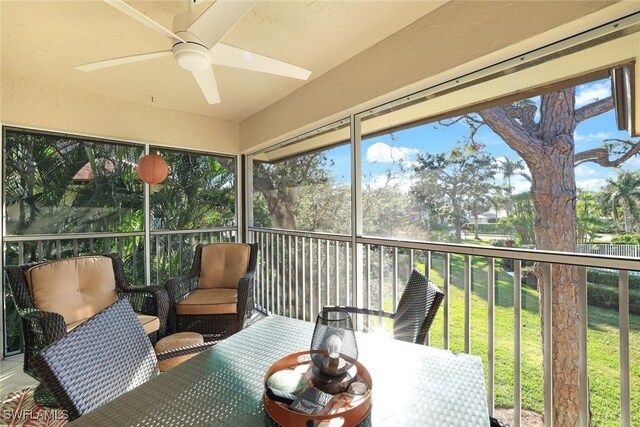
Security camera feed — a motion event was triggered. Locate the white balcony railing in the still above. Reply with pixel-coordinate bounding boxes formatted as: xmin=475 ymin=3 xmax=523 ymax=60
xmin=250 ymin=227 xmax=639 ymax=427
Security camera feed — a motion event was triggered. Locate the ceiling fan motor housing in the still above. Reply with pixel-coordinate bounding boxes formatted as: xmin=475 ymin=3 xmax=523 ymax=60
xmin=172 ymin=32 xmax=213 ymax=72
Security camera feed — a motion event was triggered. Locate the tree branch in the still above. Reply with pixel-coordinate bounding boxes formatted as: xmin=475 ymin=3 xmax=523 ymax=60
xmin=477 ymin=107 xmax=541 ymax=159
xmin=574 ymin=97 xmax=613 ymax=124
xmin=503 ymin=103 xmax=538 ymax=133
xmin=574 ymin=139 xmax=640 ymax=166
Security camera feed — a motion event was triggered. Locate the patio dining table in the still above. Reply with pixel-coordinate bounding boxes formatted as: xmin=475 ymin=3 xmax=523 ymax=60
xmin=69 ymin=315 xmax=490 ymax=426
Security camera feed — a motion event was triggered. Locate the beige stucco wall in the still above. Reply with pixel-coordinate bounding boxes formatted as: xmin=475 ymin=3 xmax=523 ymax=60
xmin=239 ymin=1 xmax=632 ymax=154
xmin=0 ymin=75 xmax=238 ymax=153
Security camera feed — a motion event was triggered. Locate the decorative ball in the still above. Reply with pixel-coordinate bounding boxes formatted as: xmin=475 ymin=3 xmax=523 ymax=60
xmin=136 ymin=154 xmax=168 ymax=184
xmin=267 ymin=369 xmax=307 ymax=395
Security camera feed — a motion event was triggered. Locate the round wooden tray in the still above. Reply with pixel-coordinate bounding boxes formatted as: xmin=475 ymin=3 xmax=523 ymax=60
xmin=263 ymin=351 xmax=373 ymax=427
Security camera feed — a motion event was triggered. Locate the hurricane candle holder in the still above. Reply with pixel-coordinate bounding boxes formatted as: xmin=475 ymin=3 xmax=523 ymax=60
xmin=310 ymin=308 xmax=359 ymax=394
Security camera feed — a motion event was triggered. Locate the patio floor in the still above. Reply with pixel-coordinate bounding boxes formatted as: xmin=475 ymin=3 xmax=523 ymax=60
xmin=0 ymin=354 xmax=37 ymax=398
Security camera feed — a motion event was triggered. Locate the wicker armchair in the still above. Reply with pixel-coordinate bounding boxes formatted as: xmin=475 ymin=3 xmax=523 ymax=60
xmin=4 ymin=254 xmax=169 ymax=404
xmin=166 ymin=243 xmax=258 ymax=338
xmin=325 ymin=269 xmax=444 ymax=344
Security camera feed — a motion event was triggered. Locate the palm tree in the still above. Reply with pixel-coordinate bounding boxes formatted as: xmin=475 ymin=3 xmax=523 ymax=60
xmin=498 ymin=157 xmax=529 ymax=214
xmin=577 ymin=190 xmax=611 ymax=243
xmin=602 ymin=170 xmax=640 ymax=232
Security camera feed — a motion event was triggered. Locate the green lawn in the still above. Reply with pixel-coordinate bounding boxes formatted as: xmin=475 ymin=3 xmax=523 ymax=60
xmin=373 ymin=254 xmax=639 ymax=426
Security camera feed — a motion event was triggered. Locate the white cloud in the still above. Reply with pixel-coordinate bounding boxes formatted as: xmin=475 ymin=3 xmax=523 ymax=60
xmin=511 ymin=175 xmax=531 ymax=194
xmin=366 ymin=142 xmax=419 ymax=164
xmin=622 ymin=155 xmax=640 ymax=169
xmin=575 ymin=81 xmax=611 ymax=108
xmin=575 ymin=164 xmax=598 ymax=177
xmin=577 ymin=178 xmax=607 ymax=191
xmin=366 ymin=173 xmax=416 ymax=193
xmin=574 ymin=131 xmax=610 ymax=143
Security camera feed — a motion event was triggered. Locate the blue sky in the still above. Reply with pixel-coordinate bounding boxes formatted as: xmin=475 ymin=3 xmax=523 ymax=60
xmin=325 ymin=77 xmax=639 ymax=193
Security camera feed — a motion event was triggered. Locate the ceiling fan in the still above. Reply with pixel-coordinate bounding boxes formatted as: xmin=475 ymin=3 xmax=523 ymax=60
xmin=76 ymin=0 xmax=312 ymax=104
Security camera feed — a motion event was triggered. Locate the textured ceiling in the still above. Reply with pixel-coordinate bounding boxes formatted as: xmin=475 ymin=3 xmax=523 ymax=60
xmin=0 ymin=0 xmax=447 ymax=122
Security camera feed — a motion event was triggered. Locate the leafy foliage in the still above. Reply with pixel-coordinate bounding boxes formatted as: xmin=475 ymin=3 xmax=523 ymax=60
xmin=577 ymin=191 xmax=612 ymax=244
xmin=253 ymin=150 xmax=343 ymax=231
xmin=600 ymin=171 xmax=640 ymax=233
xmin=4 ymin=130 xmax=144 ymax=235
xmin=150 ymin=148 xmax=236 ymax=230
xmin=411 ymin=142 xmax=497 ymax=241
xmin=610 ymin=233 xmax=640 ymax=245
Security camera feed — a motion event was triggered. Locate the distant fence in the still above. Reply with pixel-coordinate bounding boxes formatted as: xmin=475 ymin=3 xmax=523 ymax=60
xmin=578 ymin=244 xmax=640 ymax=259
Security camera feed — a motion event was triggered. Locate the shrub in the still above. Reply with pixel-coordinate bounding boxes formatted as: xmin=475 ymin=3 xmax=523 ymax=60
xmin=521 ymin=266 xmax=537 ymax=290
xmin=464 ymin=223 xmax=510 ymax=234
xmin=490 ymin=238 xmax=516 ymax=271
xmin=490 ymin=238 xmax=515 ymax=247
xmin=588 ymin=282 xmax=640 ymax=316
xmin=611 ymin=233 xmax=640 ymax=245
xmin=587 ymin=270 xmax=640 ymax=291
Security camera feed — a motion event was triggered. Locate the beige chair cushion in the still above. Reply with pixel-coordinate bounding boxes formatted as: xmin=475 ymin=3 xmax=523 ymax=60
xmin=176 ymin=289 xmax=238 ymax=315
xmin=136 ymin=314 xmax=161 ymax=335
xmin=26 ymin=256 xmax=118 ymax=325
xmin=198 ymin=244 xmax=250 ymax=289
xmin=66 ymin=313 xmax=159 ymax=335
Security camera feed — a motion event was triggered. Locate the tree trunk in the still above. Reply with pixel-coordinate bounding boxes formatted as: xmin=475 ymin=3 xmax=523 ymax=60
xmin=622 ymin=202 xmax=632 ymax=233
xmin=479 ymin=88 xmax=592 ymax=425
xmin=474 ymin=215 xmax=480 ymax=239
xmin=262 ymin=190 xmax=296 ymax=229
xmin=528 ymin=143 xmax=582 ymax=426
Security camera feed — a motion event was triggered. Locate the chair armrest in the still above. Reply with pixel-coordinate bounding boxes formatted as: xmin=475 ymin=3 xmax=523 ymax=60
xmin=166 ymin=274 xmax=199 ymax=305
xmin=118 ymin=286 xmax=169 ymax=338
xmin=20 ymin=309 xmax=67 ymax=344
xmin=237 ymin=271 xmax=256 ymax=326
xmin=18 ymin=309 xmax=67 ymax=377
xmin=155 ymin=340 xmax=219 ymax=362
xmin=323 ymin=305 xmax=395 ymax=320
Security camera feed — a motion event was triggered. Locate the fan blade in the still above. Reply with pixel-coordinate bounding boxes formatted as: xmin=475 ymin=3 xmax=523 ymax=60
xmin=104 ymin=0 xmax=186 ymax=43
xmin=75 ymin=50 xmax=173 ymax=72
xmin=211 ymin=43 xmax=311 ymax=80
xmin=192 ymin=67 xmax=221 ymax=104
xmin=188 ymin=0 xmax=256 ymax=49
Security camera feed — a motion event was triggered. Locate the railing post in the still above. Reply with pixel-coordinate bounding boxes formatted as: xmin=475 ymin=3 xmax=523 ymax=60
xmin=378 ymin=246 xmax=384 ymax=324
xmin=334 ymin=240 xmax=340 ymax=305
xmin=302 ymin=237 xmax=306 ymax=321
xmin=309 ymin=237 xmax=314 ymax=320
xmin=425 ymin=250 xmax=432 ymax=346
xmin=578 ymin=266 xmax=589 ymax=427
xmin=619 ymin=269 xmax=630 ymax=427
xmin=392 ymin=247 xmax=398 ymax=310
xmin=276 ymin=233 xmax=281 ymax=315
xmin=514 ymin=260 xmax=522 ymax=427
xmin=487 ymin=257 xmax=495 ymax=416
xmin=365 ymin=244 xmax=371 ymax=331
xmin=464 ymin=255 xmax=471 ymax=354
xmin=345 ymin=242 xmax=350 ymax=306
xmin=325 ymin=240 xmax=330 ymax=309
xmin=443 ymin=253 xmax=450 ymax=350
xmin=316 ymin=239 xmax=322 ymax=316
xmin=542 ymin=263 xmax=553 ymax=427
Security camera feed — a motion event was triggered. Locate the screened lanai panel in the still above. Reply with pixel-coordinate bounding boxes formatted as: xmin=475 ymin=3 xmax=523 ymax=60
xmin=148 ymin=147 xmax=238 ymax=286
xmin=251 ymin=120 xmax=351 ymax=235
xmin=3 ymin=128 xmax=144 ymax=235
xmin=358 ymin=69 xmax=640 ymax=425
xmin=149 ymin=147 xmax=236 ymax=231
xmin=360 ymin=72 xmax=640 ymax=247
